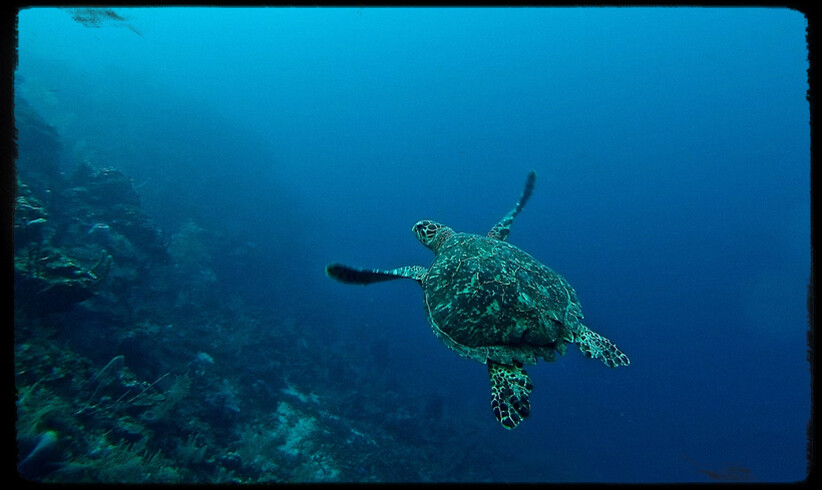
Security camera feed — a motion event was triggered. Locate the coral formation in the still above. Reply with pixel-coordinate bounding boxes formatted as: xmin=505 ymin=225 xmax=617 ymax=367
xmin=14 ymin=93 xmax=527 ymax=483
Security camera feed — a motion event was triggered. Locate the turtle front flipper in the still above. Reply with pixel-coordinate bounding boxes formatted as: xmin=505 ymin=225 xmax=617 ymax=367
xmin=488 ymin=361 xmax=533 ymax=429
xmin=326 ymin=263 xmax=426 ymax=285
xmin=575 ymin=326 xmax=631 ymax=367
xmin=487 ymin=170 xmax=537 ymax=241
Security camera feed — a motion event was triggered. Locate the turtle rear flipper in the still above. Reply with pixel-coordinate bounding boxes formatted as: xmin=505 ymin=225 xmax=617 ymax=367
xmin=575 ymin=326 xmax=631 ymax=367
xmin=487 ymin=170 xmax=536 ymax=241
xmin=488 ymin=361 xmax=533 ymax=429
xmin=326 ymin=263 xmax=426 ymax=285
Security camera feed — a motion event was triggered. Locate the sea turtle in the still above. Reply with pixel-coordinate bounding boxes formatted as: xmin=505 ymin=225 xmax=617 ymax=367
xmin=326 ymin=171 xmax=629 ymax=429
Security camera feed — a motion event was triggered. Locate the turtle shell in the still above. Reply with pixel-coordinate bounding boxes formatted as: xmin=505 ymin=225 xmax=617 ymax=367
xmin=422 ymin=232 xmax=582 ymax=366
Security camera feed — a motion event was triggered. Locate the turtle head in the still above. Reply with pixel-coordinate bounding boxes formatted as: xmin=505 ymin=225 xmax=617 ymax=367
xmin=412 ymin=220 xmax=454 ymax=253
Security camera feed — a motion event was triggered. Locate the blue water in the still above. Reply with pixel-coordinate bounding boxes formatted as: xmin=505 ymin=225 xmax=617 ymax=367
xmin=14 ymin=7 xmax=810 ymax=482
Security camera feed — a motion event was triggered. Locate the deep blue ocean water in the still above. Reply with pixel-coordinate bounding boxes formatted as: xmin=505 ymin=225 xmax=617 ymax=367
xmin=14 ymin=7 xmax=809 ymax=482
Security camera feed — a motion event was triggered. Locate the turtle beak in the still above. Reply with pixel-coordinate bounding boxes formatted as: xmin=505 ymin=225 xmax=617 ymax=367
xmin=412 ymin=221 xmax=424 ymax=241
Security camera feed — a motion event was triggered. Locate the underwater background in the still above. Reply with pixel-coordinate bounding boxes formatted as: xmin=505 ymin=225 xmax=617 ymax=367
xmin=13 ymin=7 xmax=810 ymax=483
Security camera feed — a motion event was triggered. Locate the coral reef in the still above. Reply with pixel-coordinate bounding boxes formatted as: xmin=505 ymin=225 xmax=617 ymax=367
xmin=14 ymin=96 xmax=524 ymax=484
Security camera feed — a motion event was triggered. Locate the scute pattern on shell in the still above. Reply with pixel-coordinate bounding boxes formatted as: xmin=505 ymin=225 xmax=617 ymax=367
xmin=422 ymin=232 xmax=582 ymax=366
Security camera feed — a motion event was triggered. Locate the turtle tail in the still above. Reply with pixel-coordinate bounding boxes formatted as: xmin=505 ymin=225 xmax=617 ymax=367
xmin=488 ymin=361 xmax=533 ymax=429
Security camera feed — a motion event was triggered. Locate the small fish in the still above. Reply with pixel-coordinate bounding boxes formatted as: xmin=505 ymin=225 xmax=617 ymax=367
xmin=87 ymin=223 xmax=110 ymax=235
